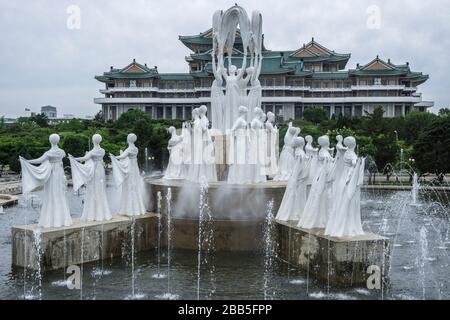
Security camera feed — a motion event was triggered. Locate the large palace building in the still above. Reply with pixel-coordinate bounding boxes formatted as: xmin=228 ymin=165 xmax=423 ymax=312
xmin=95 ymin=29 xmax=433 ymax=122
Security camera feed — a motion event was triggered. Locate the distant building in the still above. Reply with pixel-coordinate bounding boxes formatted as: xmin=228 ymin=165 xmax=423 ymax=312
xmin=95 ymin=30 xmax=433 ymax=122
xmin=41 ymin=105 xmax=57 ymax=119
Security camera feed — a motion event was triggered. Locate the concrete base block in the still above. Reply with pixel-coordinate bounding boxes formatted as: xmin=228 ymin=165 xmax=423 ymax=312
xmin=12 ymin=213 xmax=159 ymax=271
xmin=276 ymin=220 xmax=390 ymax=287
xmin=170 ymin=218 xmax=264 ymax=251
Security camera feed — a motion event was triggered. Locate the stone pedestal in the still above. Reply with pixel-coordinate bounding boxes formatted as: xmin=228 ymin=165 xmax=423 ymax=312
xmin=276 ymin=220 xmax=390 ymax=287
xmin=170 ymin=218 xmax=264 ymax=251
xmin=211 ymin=134 xmax=229 ymax=181
xmin=12 ymin=213 xmax=159 ymax=271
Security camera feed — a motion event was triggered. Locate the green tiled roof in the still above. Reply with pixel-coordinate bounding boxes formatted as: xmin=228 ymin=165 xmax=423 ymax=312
xmin=311 ymin=72 xmax=349 ymax=79
xmin=158 ymin=73 xmax=195 ymax=81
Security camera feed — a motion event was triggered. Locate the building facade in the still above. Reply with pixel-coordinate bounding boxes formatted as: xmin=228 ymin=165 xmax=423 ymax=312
xmin=95 ymin=29 xmax=433 ymax=122
xmin=41 ymin=105 xmax=57 ymax=119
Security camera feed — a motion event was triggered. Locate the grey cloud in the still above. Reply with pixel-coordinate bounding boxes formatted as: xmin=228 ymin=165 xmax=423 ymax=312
xmin=0 ymin=0 xmax=448 ymax=117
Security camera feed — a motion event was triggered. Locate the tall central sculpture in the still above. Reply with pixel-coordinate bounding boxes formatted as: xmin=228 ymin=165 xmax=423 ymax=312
xmin=211 ymin=5 xmax=263 ymax=132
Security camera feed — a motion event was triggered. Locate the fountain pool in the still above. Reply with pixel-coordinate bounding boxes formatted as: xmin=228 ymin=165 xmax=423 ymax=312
xmin=1 ymin=183 xmax=450 ymax=300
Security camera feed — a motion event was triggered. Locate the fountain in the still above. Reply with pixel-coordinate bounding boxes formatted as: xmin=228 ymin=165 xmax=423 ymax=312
xmin=410 ymin=172 xmax=422 ymax=207
xmin=10 ymin=4 xmax=450 ymax=301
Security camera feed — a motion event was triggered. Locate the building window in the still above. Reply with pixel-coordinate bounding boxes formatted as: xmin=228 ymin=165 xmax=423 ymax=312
xmin=156 ymin=107 xmax=164 ymax=119
xmin=130 ymin=80 xmax=136 ymax=87
xmin=374 ymin=77 xmax=382 ymax=85
xmin=263 ymin=104 xmax=274 ymax=114
xmin=323 ymin=106 xmax=331 ymax=119
xmin=176 ymin=106 xmax=183 ymax=119
xmin=395 ymin=105 xmax=403 ymax=117
xmin=145 ymin=106 xmax=153 ymax=118
xmin=185 ymin=106 xmax=192 ymax=119
xmin=165 ymin=106 xmax=173 ymax=119
xmin=294 ymin=104 xmax=303 ymax=119
xmin=354 ymin=105 xmax=363 ymax=117
xmin=275 ymin=105 xmax=283 ymax=121
xmin=344 ymin=105 xmax=352 ymax=117
xmin=334 ymin=106 xmax=342 ymax=117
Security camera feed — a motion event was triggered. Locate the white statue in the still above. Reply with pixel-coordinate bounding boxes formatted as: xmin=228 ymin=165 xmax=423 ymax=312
xmin=248 ymin=107 xmax=267 ymax=183
xmin=276 ymin=136 xmax=310 ymax=221
xmin=325 ymin=137 xmax=365 ymax=237
xmin=247 ymin=54 xmax=263 ymax=121
xmin=187 ymin=108 xmax=202 ymax=182
xmin=274 ymin=123 xmax=300 ymax=181
xmin=222 ymin=55 xmax=248 ymax=131
xmin=164 ymin=126 xmax=184 ymax=180
xmin=199 ymin=105 xmax=218 ymax=182
xmin=304 ymin=135 xmax=319 ymax=198
xmin=210 ymin=36 xmax=226 ymax=134
xmin=265 ymin=111 xmax=279 ymax=177
xmin=329 ymin=135 xmax=347 ymax=193
xmin=213 ymin=4 xmax=262 ymax=131
xmin=69 ymin=134 xmax=112 ymax=222
xmin=110 ymin=133 xmax=147 ymax=216
xmin=298 ymin=135 xmax=333 ymax=229
xmin=228 ymin=106 xmax=250 ymax=184
xmin=181 ymin=121 xmax=192 ymax=177
xmin=19 ymin=134 xmax=72 ymax=228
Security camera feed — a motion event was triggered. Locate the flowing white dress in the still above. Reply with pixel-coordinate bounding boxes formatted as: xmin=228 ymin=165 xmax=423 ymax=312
xmin=298 ymin=148 xmax=333 ymax=229
xmin=211 ymin=80 xmax=225 ymax=132
xmin=325 ymin=154 xmax=365 ymax=237
xmin=69 ymin=148 xmax=112 ymax=222
xmin=247 ymin=82 xmax=262 ymax=121
xmin=224 ymin=76 xmax=242 ymax=131
xmin=248 ymin=118 xmax=267 ymax=183
xmin=187 ymin=118 xmax=202 ymax=182
xmin=276 ymin=149 xmax=311 ymax=221
xmin=110 ymin=146 xmax=147 ymax=216
xmin=181 ymin=123 xmax=192 ymax=178
xmin=20 ymin=148 xmax=72 ymax=228
xmin=164 ymin=134 xmax=184 ymax=179
xmin=274 ymin=131 xmax=297 ymax=181
xmin=199 ymin=115 xmax=218 ymax=182
xmin=227 ymin=118 xmax=250 ymax=184
xmin=265 ymin=122 xmax=279 ymax=177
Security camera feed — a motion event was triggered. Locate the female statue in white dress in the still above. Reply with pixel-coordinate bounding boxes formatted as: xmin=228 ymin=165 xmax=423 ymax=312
xmin=199 ymin=105 xmax=218 ymax=182
xmin=248 ymin=108 xmax=267 ymax=183
xmin=164 ymin=126 xmax=185 ymax=180
xmin=210 ymin=37 xmax=226 ymax=133
xmin=265 ymin=111 xmax=279 ymax=177
xmin=276 ymin=136 xmax=310 ymax=221
xmin=325 ymin=137 xmax=365 ymax=237
xmin=19 ymin=134 xmax=72 ymax=228
xmin=187 ymin=108 xmax=202 ymax=182
xmin=222 ymin=50 xmax=248 ymax=131
xmin=110 ymin=133 xmax=147 ymax=216
xmin=274 ymin=123 xmax=300 ymax=181
xmin=329 ymin=135 xmax=347 ymax=193
xmin=247 ymin=53 xmax=263 ymax=122
xmin=228 ymin=106 xmax=250 ymax=184
xmin=69 ymin=134 xmax=112 ymax=222
xmin=298 ymin=135 xmax=333 ymax=229
xmin=181 ymin=121 xmax=192 ymax=178
xmin=304 ymin=135 xmax=319 ymax=198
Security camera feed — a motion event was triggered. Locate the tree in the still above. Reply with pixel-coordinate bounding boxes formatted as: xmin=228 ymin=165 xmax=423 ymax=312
xmin=303 ymin=107 xmax=327 ymax=124
xmin=413 ymin=116 xmax=450 ymax=174
xmin=403 ymin=111 xmax=437 ymax=145
xmin=115 ymin=109 xmax=151 ymax=129
xmin=438 ymin=108 xmax=450 ymax=117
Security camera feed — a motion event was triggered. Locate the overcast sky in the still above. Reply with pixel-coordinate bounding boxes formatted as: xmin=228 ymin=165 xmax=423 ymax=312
xmin=0 ymin=0 xmax=449 ymax=118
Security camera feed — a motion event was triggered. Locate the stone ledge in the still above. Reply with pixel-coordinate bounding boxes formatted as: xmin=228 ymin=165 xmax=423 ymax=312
xmin=12 ymin=213 xmax=159 ymax=271
xmin=276 ymin=220 xmax=390 ymax=287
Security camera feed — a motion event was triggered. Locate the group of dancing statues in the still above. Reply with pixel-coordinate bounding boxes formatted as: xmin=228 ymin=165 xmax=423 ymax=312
xmin=275 ymin=129 xmax=366 ymax=238
xmin=164 ymin=104 xmax=279 ymax=184
xmin=19 ymin=133 xmax=147 ymax=228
